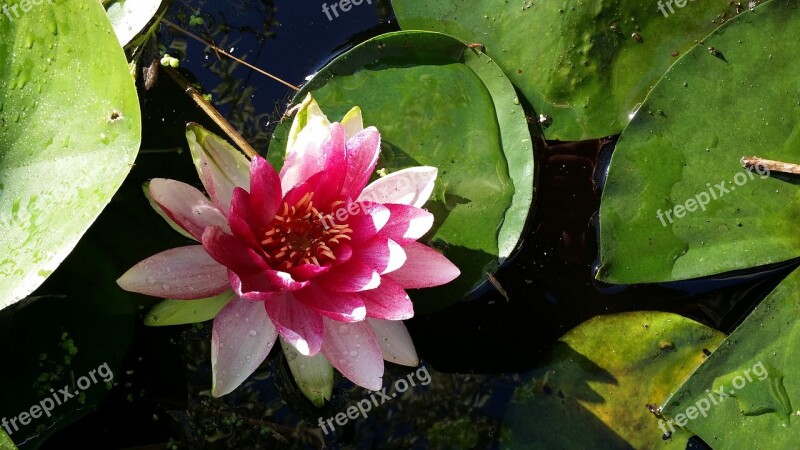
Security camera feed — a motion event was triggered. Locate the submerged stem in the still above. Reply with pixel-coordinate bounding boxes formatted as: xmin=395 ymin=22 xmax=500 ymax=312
xmin=163 ymin=66 xmax=258 ymax=159
xmin=161 ymin=19 xmax=300 ymax=92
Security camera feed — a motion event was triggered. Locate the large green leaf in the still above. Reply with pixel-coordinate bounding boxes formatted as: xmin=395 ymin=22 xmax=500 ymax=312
xmin=597 ymin=0 xmax=800 ymax=284
xmin=661 ymin=265 xmax=800 ymax=448
xmin=269 ymin=31 xmax=535 ymax=313
xmin=391 ymin=0 xmax=760 ymax=141
xmin=502 ymin=312 xmax=725 ymax=449
xmin=0 ymin=0 xmax=141 ymax=308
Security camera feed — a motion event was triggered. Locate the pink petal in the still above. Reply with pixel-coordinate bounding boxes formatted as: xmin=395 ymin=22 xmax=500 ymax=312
xmin=368 ymin=318 xmax=419 ymax=366
xmin=293 ymin=283 xmax=367 ymax=322
xmin=198 ymin=153 xmax=237 ymax=215
xmin=187 ymin=124 xmax=250 ymax=214
xmin=211 ymin=296 xmax=278 ymax=396
xmin=227 ymin=188 xmax=261 ymax=248
xmin=228 ymin=271 xmax=306 ymax=303
xmin=202 ymin=227 xmax=270 ymax=278
xmin=280 ymin=123 xmax=346 ymax=195
xmin=204 ymin=227 xmax=309 ymax=295
xmin=341 ymin=127 xmax=380 ymax=198
xmin=265 ymin=293 xmax=323 ymax=356
xmin=358 ymin=167 xmax=438 ymax=207
xmin=347 ymin=202 xmax=391 ymax=244
xmin=315 ymin=260 xmax=381 ymax=292
xmin=333 ymin=243 xmax=354 ymax=266
xmin=248 ymin=156 xmax=283 ymax=231
xmin=321 ymin=318 xmax=384 ymax=391
xmin=385 ymin=242 xmax=461 ymax=289
xmin=149 ymin=179 xmax=229 ymax=240
xmin=280 ymin=170 xmax=346 ymax=223
xmin=117 ymin=246 xmax=229 ymax=299
xmin=353 ymin=237 xmax=406 ymax=275
xmin=378 ymin=204 xmax=435 ymax=244
xmin=287 ymin=263 xmax=330 ymax=282
xmin=361 ymin=277 xmax=414 ymax=320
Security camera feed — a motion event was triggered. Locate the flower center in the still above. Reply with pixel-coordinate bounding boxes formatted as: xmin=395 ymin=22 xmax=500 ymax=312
xmin=260 ymin=192 xmax=352 ymax=270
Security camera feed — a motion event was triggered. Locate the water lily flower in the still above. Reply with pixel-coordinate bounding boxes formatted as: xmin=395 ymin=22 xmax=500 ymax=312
xmin=117 ymin=94 xmax=460 ymax=399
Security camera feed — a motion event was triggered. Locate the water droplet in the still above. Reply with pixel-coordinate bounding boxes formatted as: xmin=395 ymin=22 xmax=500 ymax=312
xmin=245 ymin=355 xmax=251 ymax=361
xmin=349 ymin=350 xmax=358 ymax=357
xmin=300 ymin=364 xmax=306 ymax=370
xmin=248 ymin=329 xmax=257 ymax=336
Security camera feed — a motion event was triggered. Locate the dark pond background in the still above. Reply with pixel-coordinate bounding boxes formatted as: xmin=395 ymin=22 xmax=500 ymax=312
xmin=0 ymin=0 xmax=796 ymax=448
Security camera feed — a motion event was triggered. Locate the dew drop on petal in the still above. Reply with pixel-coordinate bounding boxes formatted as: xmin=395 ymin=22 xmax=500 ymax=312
xmin=146 ymin=276 xmax=156 ymax=285
xmin=300 ymin=364 xmax=306 ymax=370
xmin=349 ymin=350 xmax=358 ymax=357
xmin=248 ymin=329 xmax=257 ymax=336
xmin=339 ymin=324 xmax=350 ymax=335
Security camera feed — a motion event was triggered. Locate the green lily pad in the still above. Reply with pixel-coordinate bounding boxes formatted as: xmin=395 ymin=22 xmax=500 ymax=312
xmin=0 ymin=0 xmax=141 ymax=309
xmin=661 ymin=265 xmax=800 ymax=449
xmin=597 ymin=0 xmax=800 ymax=284
xmin=269 ymin=31 xmax=535 ymax=313
xmin=391 ymin=0 xmax=759 ymax=141
xmin=502 ymin=311 xmax=725 ymax=449
xmin=105 ymin=0 xmax=163 ymax=47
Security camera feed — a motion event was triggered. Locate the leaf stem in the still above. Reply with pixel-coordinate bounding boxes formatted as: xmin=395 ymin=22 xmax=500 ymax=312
xmin=163 ymin=66 xmax=258 ymax=159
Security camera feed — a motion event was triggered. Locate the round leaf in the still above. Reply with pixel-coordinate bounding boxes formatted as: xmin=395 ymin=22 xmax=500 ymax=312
xmin=597 ymin=0 xmax=800 ymax=284
xmin=269 ymin=31 xmax=536 ymax=313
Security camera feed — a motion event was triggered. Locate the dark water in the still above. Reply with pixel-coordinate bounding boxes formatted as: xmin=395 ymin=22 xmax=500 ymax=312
xmin=4 ymin=0 xmax=795 ymax=448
